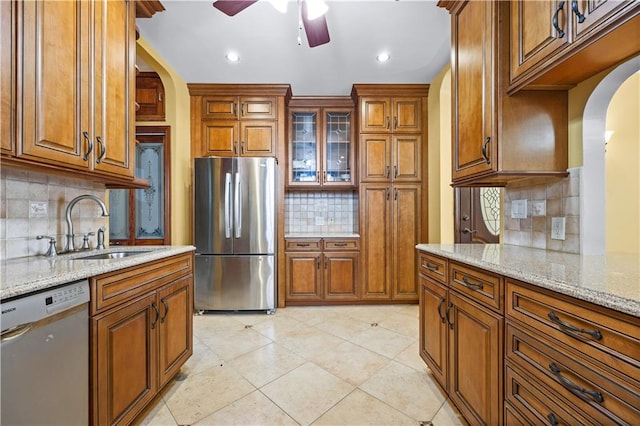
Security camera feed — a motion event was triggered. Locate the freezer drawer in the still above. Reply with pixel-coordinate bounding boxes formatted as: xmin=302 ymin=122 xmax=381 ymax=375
xmin=195 ymin=255 xmax=275 ymax=311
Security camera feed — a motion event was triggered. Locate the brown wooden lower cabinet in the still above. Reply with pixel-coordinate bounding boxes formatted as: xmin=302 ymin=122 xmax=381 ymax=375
xmin=90 ymin=252 xmax=194 ymax=426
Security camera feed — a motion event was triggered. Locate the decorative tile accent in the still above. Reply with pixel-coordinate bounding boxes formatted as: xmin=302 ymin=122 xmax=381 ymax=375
xmin=285 ymin=191 xmax=358 ymax=234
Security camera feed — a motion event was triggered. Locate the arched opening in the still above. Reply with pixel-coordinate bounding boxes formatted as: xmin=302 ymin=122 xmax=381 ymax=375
xmin=581 ymin=55 xmax=639 ymax=255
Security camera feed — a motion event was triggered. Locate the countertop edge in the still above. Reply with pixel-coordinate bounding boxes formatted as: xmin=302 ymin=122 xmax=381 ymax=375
xmin=416 ymin=244 xmax=639 ymax=318
xmin=1 ymin=246 xmax=195 ymax=301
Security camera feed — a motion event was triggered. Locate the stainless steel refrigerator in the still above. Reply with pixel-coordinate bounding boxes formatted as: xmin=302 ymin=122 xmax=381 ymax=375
xmin=194 ymin=157 xmax=276 ymax=312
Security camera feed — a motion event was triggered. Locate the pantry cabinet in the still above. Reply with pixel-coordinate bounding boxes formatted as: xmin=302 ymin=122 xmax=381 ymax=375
xmin=508 ymin=0 xmax=640 ymax=92
xmin=90 ymin=252 xmax=194 ymax=426
xmin=17 ymin=0 xmax=135 ymax=179
xmin=440 ymin=0 xmax=569 ymax=186
xmin=287 ymin=103 xmax=356 ymax=188
xmin=189 ymin=85 xmax=292 ymax=158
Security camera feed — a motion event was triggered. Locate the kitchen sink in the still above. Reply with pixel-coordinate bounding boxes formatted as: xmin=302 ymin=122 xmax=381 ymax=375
xmin=76 ymin=250 xmax=151 ymax=260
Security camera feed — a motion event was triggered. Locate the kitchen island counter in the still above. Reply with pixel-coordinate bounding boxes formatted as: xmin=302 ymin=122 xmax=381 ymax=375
xmin=416 ymin=243 xmax=639 ymax=317
xmin=1 ymin=245 xmax=195 ymax=300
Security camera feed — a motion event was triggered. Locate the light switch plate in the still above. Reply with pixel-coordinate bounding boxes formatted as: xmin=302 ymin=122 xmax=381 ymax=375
xmin=551 ymin=217 xmax=566 ymax=240
xmin=532 ymin=200 xmax=546 ymax=216
xmin=511 ymin=199 xmax=527 ymax=219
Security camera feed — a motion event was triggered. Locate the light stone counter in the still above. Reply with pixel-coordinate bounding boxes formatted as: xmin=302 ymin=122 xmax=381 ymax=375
xmin=416 ymin=244 xmax=639 ymax=317
xmin=285 ymin=233 xmax=360 ymax=239
xmin=1 ymin=245 xmax=195 ymax=300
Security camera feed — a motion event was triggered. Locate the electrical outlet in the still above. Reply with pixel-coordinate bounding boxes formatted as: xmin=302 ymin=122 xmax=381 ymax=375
xmin=551 ymin=217 xmax=566 ymax=240
xmin=531 ymin=200 xmax=546 ymax=216
xmin=315 ymin=216 xmax=325 ymax=226
xmin=29 ymin=201 xmax=48 ymax=218
xmin=511 ymin=199 xmax=527 ymax=219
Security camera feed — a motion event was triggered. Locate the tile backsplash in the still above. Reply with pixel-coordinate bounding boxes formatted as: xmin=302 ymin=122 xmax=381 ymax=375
xmin=503 ymin=168 xmax=580 ymax=253
xmin=285 ymin=191 xmax=358 ymax=234
xmin=0 ymin=166 xmax=108 ymax=260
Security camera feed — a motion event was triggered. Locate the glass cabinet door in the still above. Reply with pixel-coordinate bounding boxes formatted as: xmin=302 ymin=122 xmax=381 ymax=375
xmin=324 ymin=110 xmax=353 ymax=185
xmin=290 ymin=111 xmax=319 ymax=184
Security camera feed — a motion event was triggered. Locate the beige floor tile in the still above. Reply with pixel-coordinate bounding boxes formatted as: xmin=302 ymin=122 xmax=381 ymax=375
xmin=359 ymin=360 xmax=446 ymax=422
xmin=394 ymin=341 xmax=429 ymax=373
xmin=378 ymin=312 xmax=420 ymax=337
xmin=195 ymin=390 xmax=298 ymax=426
xmin=276 ymin=326 xmax=345 ymax=360
xmin=261 ymin=362 xmax=354 ymax=425
xmin=193 ymin=314 xmax=246 ymax=339
xmin=198 ymin=327 xmax=272 ymax=361
xmin=349 ymin=325 xmax=415 ymax=359
xmin=136 ymin=400 xmax=177 ymax=426
xmin=250 ymin=314 xmax=308 ymax=341
xmin=397 ymin=304 xmax=420 ymax=318
xmin=343 ymin=305 xmax=400 ymax=324
xmin=227 ymin=311 xmax=275 ymax=327
xmin=226 ymin=342 xmax=306 ymax=388
xmin=313 ymin=315 xmax=372 ymax=340
xmin=312 ymin=389 xmax=416 ymax=426
xmin=162 ymin=364 xmax=255 ymax=425
xmin=181 ymin=337 xmax=224 ymax=376
xmin=431 ymin=399 xmax=466 ymax=426
xmin=310 ymin=340 xmax=390 ymax=386
xmin=278 ymin=306 xmax=343 ymax=326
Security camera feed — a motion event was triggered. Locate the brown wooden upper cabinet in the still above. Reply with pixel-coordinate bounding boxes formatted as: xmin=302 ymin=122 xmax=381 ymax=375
xmin=440 ymin=0 xmax=569 ymax=186
xmin=287 ymin=104 xmax=355 ymax=188
xmin=358 ymin=96 xmax=422 ymax=134
xmin=508 ymin=0 xmax=640 ymax=92
xmin=11 ymin=0 xmax=136 ymax=180
xmin=189 ymin=85 xmax=291 ymax=158
xmin=136 ymin=71 xmax=165 ymax=121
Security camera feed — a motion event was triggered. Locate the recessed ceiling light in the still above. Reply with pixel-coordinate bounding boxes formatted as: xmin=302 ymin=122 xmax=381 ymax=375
xmin=377 ymin=52 xmax=390 ymax=62
xmin=225 ymin=52 xmax=240 ymax=62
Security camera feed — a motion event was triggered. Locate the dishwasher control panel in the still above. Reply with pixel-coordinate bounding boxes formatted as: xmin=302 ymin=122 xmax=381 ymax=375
xmin=1 ymin=280 xmax=89 ymax=332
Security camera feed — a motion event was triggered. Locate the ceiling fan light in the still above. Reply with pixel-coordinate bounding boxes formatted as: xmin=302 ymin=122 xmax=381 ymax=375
xmin=305 ymin=0 xmax=328 ymax=21
xmin=225 ymin=52 xmax=240 ymax=62
xmin=377 ymin=52 xmax=390 ymax=62
xmin=267 ymin=0 xmax=288 ymax=13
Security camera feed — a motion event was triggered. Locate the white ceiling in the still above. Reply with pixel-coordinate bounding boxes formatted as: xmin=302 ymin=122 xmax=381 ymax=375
xmin=136 ymin=0 xmax=451 ymax=96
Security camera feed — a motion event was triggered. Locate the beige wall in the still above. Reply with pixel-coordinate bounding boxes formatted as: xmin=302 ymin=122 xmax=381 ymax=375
xmin=439 ymin=68 xmax=454 ymax=244
xmin=136 ymin=38 xmax=192 ymax=245
xmin=605 ymin=72 xmax=640 ymax=254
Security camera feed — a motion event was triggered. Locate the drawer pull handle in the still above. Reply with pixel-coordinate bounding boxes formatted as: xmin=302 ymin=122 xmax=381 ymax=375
xmin=160 ymin=298 xmax=169 ymax=323
xmin=334 ymin=243 xmax=348 ymax=247
xmin=296 ymin=243 xmax=310 ymax=247
xmin=462 ymin=276 xmax=483 ymax=290
xmin=549 ymin=363 xmax=604 ymax=403
xmin=547 ymin=311 xmax=603 ymax=340
xmin=424 ymin=262 xmax=439 ymax=272
xmin=552 ymin=1 xmax=566 ymax=38
xmin=547 ymin=413 xmax=559 ymax=426
xmin=445 ymin=303 xmax=454 ymax=330
xmin=151 ymin=302 xmax=160 ymax=330
xmin=437 ymin=297 xmax=446 ymax=323
xmin=571 ymin=0 xmax=586 ymax=23
xmin=481 ymin=136 xmax=491 ymax=164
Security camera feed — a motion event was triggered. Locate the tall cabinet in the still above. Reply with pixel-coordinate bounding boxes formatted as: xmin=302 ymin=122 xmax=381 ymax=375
xmin=352 ymin=84 xmax=428 ymax=302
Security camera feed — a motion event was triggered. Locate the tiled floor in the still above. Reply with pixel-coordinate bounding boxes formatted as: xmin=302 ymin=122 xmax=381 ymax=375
xmin=137 ymin=305 xmax=466 ymax=426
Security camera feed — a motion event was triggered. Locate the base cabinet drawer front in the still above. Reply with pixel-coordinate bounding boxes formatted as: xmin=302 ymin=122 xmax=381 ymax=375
xmin=506 ymin=280 xmax=640 ymax=386
xmin=506 ymin=323 xmax=640 ymax=425
xmin=450 ymin=262 xmax=503 ymax=312
xmin=323 ymin=239 xmax=360 ymax=251
xmin=505 ymin=365 xmax=595 ymax=426
xmin=419 ymin=275 xmax=448 ymax=390
xmin=419 ymin=252 xmax=448 ymax=284
xmin=285 ymin=239 xmax=322 ymax=251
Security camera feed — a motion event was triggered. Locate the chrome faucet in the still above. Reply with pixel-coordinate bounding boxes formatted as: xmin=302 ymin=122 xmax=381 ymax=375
xmin=64 ymin=195 xmax=109 ymax=252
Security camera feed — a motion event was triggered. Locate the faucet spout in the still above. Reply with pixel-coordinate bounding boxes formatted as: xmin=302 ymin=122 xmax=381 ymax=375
xmin=65 ymin=195 xmax=109 ymax=252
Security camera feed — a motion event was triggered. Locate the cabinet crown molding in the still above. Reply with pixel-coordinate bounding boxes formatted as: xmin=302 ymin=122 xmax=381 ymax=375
xmin=188 ymin=83 xmax=292 ymax=100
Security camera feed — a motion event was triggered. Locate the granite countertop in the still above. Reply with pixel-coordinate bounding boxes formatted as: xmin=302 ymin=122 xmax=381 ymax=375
xmin=416 ymin=243 xmax=639 ymax=317
xmin=286 ymin=233 xmax=360 ymax=239
xmin=0 ymin=245 xmax=195 ymax=301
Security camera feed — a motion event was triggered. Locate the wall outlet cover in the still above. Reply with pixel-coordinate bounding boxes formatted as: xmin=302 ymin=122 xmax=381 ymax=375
xmin=511 ymin=199 xmax=527 ymax=219
xmin=315 ymin=216 xmax=325 ymax=226
xmin=532 ymin=200 xmax=546 ymax=216
xmin=551 ymin=217 xmax=566 ymax=240
xmin=29 ymin=201 xmax=48 ymax=218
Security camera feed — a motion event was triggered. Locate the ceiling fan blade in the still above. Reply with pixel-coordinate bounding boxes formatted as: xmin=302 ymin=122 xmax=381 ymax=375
xmin=212 ymin=0 xmax=258 ymax=16
xmin=301 ymin=1 xmax=331 ymax=47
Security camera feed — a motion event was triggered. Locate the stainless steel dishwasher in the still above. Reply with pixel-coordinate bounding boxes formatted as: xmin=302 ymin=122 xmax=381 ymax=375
xmin=1 ymin=279 xmax=90 ymax=425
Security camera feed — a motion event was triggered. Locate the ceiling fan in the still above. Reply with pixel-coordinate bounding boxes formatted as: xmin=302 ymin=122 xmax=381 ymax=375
xmin=212 ymin=0 xmax=331 ymax=48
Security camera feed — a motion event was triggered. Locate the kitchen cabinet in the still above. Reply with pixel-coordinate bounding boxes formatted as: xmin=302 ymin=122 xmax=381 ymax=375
xmin=357 ymin=96 xmax=422 ymax=134
xmin=285 ymin=238 xmax=360 ymax=303
xmin=418 ymin=254 xmax=504 ymax=425
xmin=136 ymin=71 xmax=165 ymax=121
xmin=15 ymin=0 xmax=135 ymax=180
xmin=440 ymin=0 xmax=569 ymax=187
xmin=189 ymin=85 xmax=292 ymax=158
xmin=360 ymin=183 xmax=421 ymax=301
xmin=287 ymin=103 xmax=356 ymax=188
xmin=508 ymin=0 xmax=640 ymax=92
xmin=91 ymin=252 xmax=194 ymax=426
xmin=359 ymin=134 xmax=422 ymax=183
xmin=0 ymin=0 xmax=14 ymax=155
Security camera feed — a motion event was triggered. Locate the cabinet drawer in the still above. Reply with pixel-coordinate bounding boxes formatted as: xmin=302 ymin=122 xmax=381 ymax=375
xmin=91 ymin=253 xmax=193 ymax=314
xmin=449 ymin=262 xmax=503 ymax=312
xmin=506 ymin=323 xmax=640 ymax=425
xmin=506 ymin=280 xmax=640 ymax=387
xmin=323 ymin=239 xmax=359 ymax=251
xmin=285 ymin=239 xmax=321 ymax=251
xmin=418 ymin=252 xmax=447 ymax=283
xmin=505 ymin=365 xmax=595 ymax=426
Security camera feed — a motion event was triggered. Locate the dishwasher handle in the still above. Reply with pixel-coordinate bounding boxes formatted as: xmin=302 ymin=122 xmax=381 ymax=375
xmin=1 ymin=323 xmax=33 ymax=343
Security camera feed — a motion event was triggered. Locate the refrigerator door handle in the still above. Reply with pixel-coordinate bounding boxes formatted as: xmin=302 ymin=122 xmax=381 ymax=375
xmin=224 ymin=172 xmax=232 ymax=238
xmin=234 ymin=172 xmax=242 ymax=238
